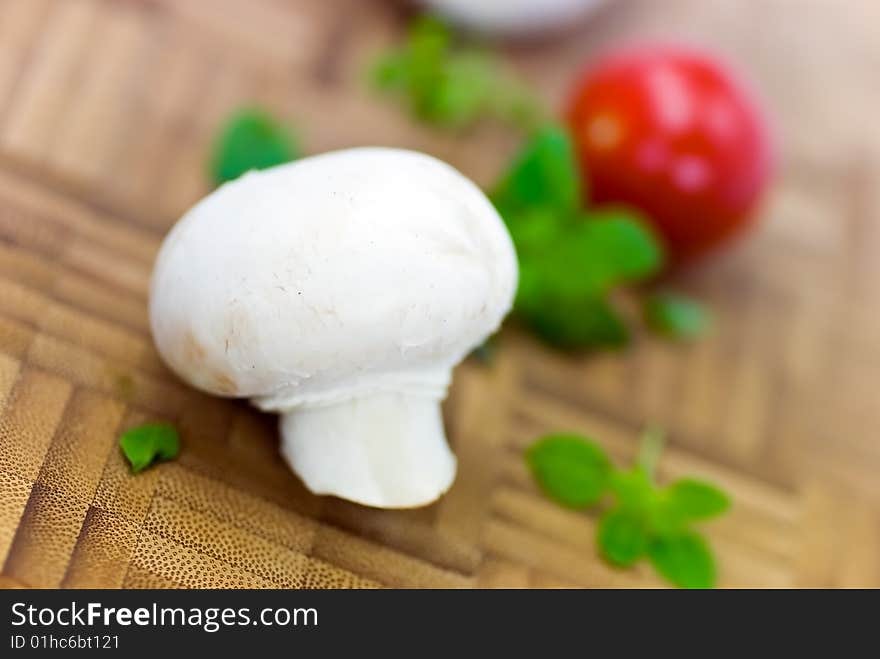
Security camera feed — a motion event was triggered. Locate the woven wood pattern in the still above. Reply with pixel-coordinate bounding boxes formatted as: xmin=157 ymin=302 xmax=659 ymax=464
xmin=1 ymin=0 xmax=879 ymax=588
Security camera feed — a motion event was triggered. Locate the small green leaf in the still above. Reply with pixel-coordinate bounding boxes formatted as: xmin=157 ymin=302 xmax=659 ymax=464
xmin=647 ymin=531 xmax=717 ymax=589
xmin=512 ymin=212 xmax=664 ymax=307
xmin=520 ymin=295 xmax=629 ymax=350
xmin=608 ymin=467 xmax=654 ymax=511
xmin=662 ymin=478 xmax=731 ymax=523
xmin=488 ymin=77 xmax=544 ymax=132
xmin=508 ymin=210 xmax=664 ymax=350
xmin=598 ymin=508 xmax=648 ymax=567
xmin=492 ymin=124 xmax=581 ymax=217
xmin=526 ymin=434 xmax=613 ymax=508
xmin=643 ymin=292 xmax=711 ymax=341
xmin=405 ymin=14 xmax=452 ymax=66
xmin=427 ymin=53 xmax=496 ymax=127
xmin=576 ymin=208 xmax=665 ymax=287
xmin=370 ymin=16 xmax=542 ymax=131
xmin=210 ymin=108 xmax=299 ymax=185
xmin=505 ymin=206 xmax=564 ymax=257
xmin=372 ymin=52 xmax=411 ymax=89
xmin=119 ymin=423 xmax=180 ymax=474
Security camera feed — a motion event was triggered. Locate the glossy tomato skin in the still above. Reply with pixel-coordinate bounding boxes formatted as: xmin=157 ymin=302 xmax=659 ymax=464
xmin=566 ymin=45 xmax=774 ymax=263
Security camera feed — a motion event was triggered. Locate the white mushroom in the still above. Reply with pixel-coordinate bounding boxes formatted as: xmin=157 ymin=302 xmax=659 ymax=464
xmin=149 ymin=148 xmax=517 ymax=508
xmin=418 ymin=0 xmax=607 ymax=36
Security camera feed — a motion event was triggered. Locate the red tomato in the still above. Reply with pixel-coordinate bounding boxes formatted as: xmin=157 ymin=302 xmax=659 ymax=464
xmin=566 ymin=45 xmax=774 ymax=263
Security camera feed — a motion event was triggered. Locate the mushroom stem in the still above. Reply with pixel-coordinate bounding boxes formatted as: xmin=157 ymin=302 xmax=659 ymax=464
xmin=279 ymin=392 xmax=457 ymax=508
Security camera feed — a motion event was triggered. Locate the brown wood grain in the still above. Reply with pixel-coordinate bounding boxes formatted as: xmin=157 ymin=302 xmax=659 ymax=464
xmin=0 ymin=0 xmax=878 ymax=588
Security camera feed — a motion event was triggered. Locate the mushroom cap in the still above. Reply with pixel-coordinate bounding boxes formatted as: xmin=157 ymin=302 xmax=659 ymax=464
xmin=149 ymin=147 xmax=517 ymax=409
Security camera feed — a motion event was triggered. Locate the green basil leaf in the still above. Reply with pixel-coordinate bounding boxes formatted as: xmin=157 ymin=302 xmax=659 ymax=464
xmin=662 ymin=478 xmax=731 ymax=523
xmin=372 ymin=52 xmax=412 ymax=90
xmin=371 ymin=17 xmax=448 ymax=108
xmin=119 ymin=423 xmax=180 ymax=474
xmin=210 ymin=108 xmax=299 ymax=185
xmin=598 ymin=508 xmax=648 ymax=567
xmin=505 ymin=207 xmax=564 ymax=257
xmin=371 ymin=16 xmax=541 ymax=131
xmin=644 ymin=292 xmax=711 ymax=341
xmin=526 ymin=434 xmax=613 ymax=508
xmin=509 ymin=210 xmax=663 ymax=350
xmin=577 ymin=208 xmax=665 ymax=286
xmin=608 ymin=467 xmax=654 ymax=511
xmin=424 ymin=54 xmax=495 ymax=127
xmin=408 ymin=14 xmax=452 ymax=55
xmin=647 ymin=531 xmax=717 ymax=589
xmin=512 ymin=212 xmax=664 ymax=311
xmin=492 ymin=124 xmax=581 ymax=216
xmin=519 ymin=295 xmax=629 ymax=350
xmin=489 ymin=78 xmax=544 ymax=132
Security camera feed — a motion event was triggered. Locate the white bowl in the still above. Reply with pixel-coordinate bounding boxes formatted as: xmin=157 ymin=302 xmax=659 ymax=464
xmin=418 ymin=0 xmax=607 ymax=36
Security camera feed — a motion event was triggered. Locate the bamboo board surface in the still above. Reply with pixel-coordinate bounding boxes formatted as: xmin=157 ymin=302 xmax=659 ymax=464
xmin=1 ymin=0 xmax=879 ymax=588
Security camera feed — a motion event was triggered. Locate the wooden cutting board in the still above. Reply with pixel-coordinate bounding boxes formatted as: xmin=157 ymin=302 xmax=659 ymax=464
xmin=1 ymin=0 xmax=879 ymax=588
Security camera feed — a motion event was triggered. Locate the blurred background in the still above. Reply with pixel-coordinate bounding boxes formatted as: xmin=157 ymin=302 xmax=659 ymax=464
xmin=0 ymin=0 xmax=878 ymax=588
